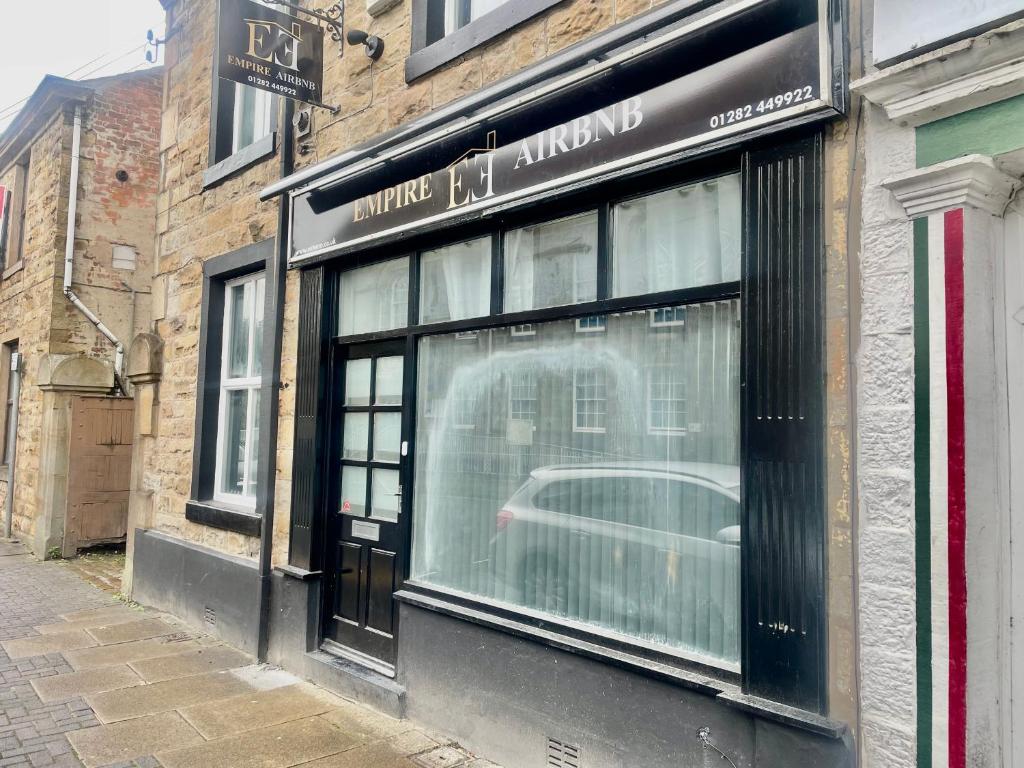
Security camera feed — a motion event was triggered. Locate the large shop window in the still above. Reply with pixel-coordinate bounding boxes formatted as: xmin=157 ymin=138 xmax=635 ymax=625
xmin=402 ymin=172 xmax=743 ymax=668
xmin=214 ymin=272 xmax=265 ymax=505
xmin=411 ymin=305 xmax=741 ymax=666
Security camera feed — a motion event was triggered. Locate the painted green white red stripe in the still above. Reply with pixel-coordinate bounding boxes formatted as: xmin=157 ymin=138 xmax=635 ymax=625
xmin=914 ymin=209 xmax=967 ymax=768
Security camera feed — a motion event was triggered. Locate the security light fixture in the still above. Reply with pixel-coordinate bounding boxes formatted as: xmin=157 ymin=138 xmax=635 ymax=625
xmin=346 ymin=29 xmax=384 ymax=61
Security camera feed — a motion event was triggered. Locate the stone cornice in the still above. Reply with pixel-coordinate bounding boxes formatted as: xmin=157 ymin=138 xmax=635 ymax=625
xmin=881 ymin=154 xmax=1022 ymax=218
xmin=852 ymin=19 xmax=1024 ymax=126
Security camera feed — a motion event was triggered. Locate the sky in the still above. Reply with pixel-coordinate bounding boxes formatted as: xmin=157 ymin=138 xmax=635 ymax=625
xmin=0 ymin=1 xmax=166 ymax=132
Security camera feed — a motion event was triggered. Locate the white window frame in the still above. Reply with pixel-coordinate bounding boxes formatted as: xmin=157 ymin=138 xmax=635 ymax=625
xmin=231 ymin=83 xmax=274 ymax=155
xmin=647 ymin=366 xmax=688 ymax=436
xmin=213 ymin=271 xmax=265 ymax=507
xmin=508 ymin=371 xmax=538 ymax=425
xmin=572 ymin=368 xmax=607 ymax=434
xmin=443 ymin=0 xmax=512 ymax=35
xmin=510 ymin=323 xmax=535 ymax=337
xmin=650 ymin=306 xmax=687 ymax=328
xmin=575 ymin=315 xmax=607 ymax=333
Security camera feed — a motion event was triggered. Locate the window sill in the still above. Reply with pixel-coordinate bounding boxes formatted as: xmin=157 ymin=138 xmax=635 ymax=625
xmin=185 ymin=499 xmax=261 ymax=537
xmin=275 ymin=564 xmax=322 ymax=581
xmin=2 ymin=261 xmax=24 ymax=280
xmin=203 ymin=132 xmax=277 ymax=190
xmin=406 ymin=0 xmax=565 ymax=83
xmin=396 ymin=587 xmax=848 ymax=740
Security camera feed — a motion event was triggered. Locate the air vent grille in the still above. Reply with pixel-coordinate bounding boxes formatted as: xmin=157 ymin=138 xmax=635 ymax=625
xmin=547 ymin=738 xmax=580 ymax=768
xmin=203 ymin=606 xmax=216 ymax=626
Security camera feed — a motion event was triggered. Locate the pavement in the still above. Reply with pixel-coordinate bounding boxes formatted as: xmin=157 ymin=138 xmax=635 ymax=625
xmin=0 ymin=540 xmax=497 ymax=768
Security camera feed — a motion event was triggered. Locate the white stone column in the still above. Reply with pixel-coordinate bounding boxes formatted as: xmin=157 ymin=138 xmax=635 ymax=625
xmin=882 ymin=154 xmax=1021 ymax=768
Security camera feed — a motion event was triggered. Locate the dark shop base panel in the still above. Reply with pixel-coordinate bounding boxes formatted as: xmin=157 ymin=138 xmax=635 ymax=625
xmin=265 ymin=570 xmax=406 ymax=719
xmin=131 ymin=529 xmax=261 ymax=655
xmin=398 ymin=603 xmax=854 ymax=768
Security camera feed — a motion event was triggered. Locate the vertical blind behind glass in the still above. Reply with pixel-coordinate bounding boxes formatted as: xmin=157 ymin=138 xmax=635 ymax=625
xmin=411 ymin=305 xmax=741 ymax=665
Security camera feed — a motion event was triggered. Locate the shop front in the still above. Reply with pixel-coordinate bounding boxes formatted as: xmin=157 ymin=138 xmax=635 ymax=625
xmin=265 ymin=1 xmax=854 ymax=765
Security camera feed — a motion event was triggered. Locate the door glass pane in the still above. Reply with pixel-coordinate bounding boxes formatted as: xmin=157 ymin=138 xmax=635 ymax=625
xmin=411 ymin=301 xmax=741 ymax=667
xmin=338 ymin=257 xmax=409 ymax=336
xmin=373 ymin=413 xmax=401 ymax=463
xmin=227 ymin=282 xmax=251 ymax=378
xmin=343 ymin=413 xmax=370 ymax=460
xmin=420 ymin=237 xmax=492 ymax=323
xmin=504 ymin=212 xmax=598 ymax=313
xmin=220 ymin=389 xmax=248 ymax=495
xmin=371 ymin=469 xmax=400 ymax=523
xmin=345 ymin=359 xmax=371 ymax=406
xmin=375 ymin=357 xmax=403 ymax=405
xmin=340 ymin=466 xmax=367 ymax=516
xmin=612 ymin=174 xmax=741 ymax=298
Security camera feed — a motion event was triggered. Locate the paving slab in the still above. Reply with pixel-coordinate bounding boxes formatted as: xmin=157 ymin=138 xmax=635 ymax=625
xmin=86 ymin=618 xmax=178 ymax=645
xmin=60 ymin=605 xmax=146 ymax=623
xmin=320 ymin=699 xmax=416 ymax=742
xmin=412 ymin=747 xmax=473 ymax=767
xmin=156 ymin=715 xmax=359 ymax=768
xmin=87 ymin=670 xmax=254 ymax=723
xmin=65 ymin=637 xmax=201 ymax=669
xmin=178 ymin=683 xmax=337 ymax=739
xmin=128 ymin=645 xmax=252 ymax=683
xmin=35 ymin=614 xmax=148 ymax=634
xmin=296 ymin=733 xmax=451 ymax=768
xmin=67 ymin=711 xmax=204 ymax=768
xmin=31 ymin=664 xmax=145 ymax=703
xmin=2 ymin=628 xmax=97 ymax=658
xmin=0 ymin=553 xmax=34 ymax=567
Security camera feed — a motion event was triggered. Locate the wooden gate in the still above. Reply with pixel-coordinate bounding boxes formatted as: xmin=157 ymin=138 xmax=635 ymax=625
xmin=64 ymin=396 xmax=134 ymax=553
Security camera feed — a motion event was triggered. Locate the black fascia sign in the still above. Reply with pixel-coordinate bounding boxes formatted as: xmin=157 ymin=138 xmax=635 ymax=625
xmin=289 ymin=22 xmax=831 ymax=265
xmin=217 ymin=0 xmax=324 ymax=107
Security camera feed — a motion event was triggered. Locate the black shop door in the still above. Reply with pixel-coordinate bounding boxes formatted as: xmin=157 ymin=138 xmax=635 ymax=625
xmin=322 ymin=340 xmax=409 ymax=675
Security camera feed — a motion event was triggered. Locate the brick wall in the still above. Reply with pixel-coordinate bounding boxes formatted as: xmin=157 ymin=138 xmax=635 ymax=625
xmin=51 ymin=71 xmax=163 ymax=360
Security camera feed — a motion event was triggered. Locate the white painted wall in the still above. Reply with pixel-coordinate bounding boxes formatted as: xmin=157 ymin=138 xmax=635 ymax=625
xmin=1000 ymin=199 xmax=1024 ymax=768
xmin=856 ymin=102 xmax=919 ymax=768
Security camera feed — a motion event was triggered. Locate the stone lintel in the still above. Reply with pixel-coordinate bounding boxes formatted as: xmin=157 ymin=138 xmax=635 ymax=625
xmin=126 ymin=333 xmax=163 ymax=384
xmin=881 ymin=154 xmax=1022 ymax=219
xmin=852 ymin=19 xmax=1024 ymax=127
xmin=37 ymin=353 xmax=114 ymax=393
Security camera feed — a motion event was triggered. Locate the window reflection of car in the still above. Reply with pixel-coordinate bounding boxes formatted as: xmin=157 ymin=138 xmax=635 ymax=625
xmin=490 ymin=461 xmax=741 ymax=632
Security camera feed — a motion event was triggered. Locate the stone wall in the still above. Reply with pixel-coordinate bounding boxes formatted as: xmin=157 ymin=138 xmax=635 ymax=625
xmin=150 ymin=0 xmax=858 ymax=728
xmin=0 ymin=72 xmax=162 ymax=550
xmin=152 ymin=0 xmax=682 ymax=563
xmin=0 ymin=113 xmax=68 ymax=543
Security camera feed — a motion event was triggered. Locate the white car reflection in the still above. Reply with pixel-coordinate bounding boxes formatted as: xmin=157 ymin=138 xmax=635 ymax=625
xmin=490 ymin=461 xmax=741 ymax=626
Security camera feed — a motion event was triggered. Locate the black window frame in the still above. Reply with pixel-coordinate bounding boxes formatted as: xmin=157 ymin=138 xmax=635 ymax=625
xmin=325 ymin=159 xmax=744 ymax=679
xmin=290 ymin=133 xmax=829 ymax=720
xmin=407 ymin=0 xmax=565 ymax=82
xmin=187 ymin=238 xmax=275 ymax=535
xmin=204 ymin=3 xmax=279 ymax=189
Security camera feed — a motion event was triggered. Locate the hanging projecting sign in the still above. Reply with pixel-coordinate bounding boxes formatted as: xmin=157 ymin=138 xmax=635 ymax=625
xmin=217 ymin=0 xmax=324 ymax=106
xmin=289 ymin=21 xmax=831 ymax=265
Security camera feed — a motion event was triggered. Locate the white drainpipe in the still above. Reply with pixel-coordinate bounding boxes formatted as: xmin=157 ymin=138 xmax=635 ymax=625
xmin=62 ymin=106 xmax=126 ymax=388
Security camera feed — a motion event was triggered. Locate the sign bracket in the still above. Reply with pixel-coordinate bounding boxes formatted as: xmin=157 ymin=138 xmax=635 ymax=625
xmin=261 ymin=0 xmax=345 ymax=56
